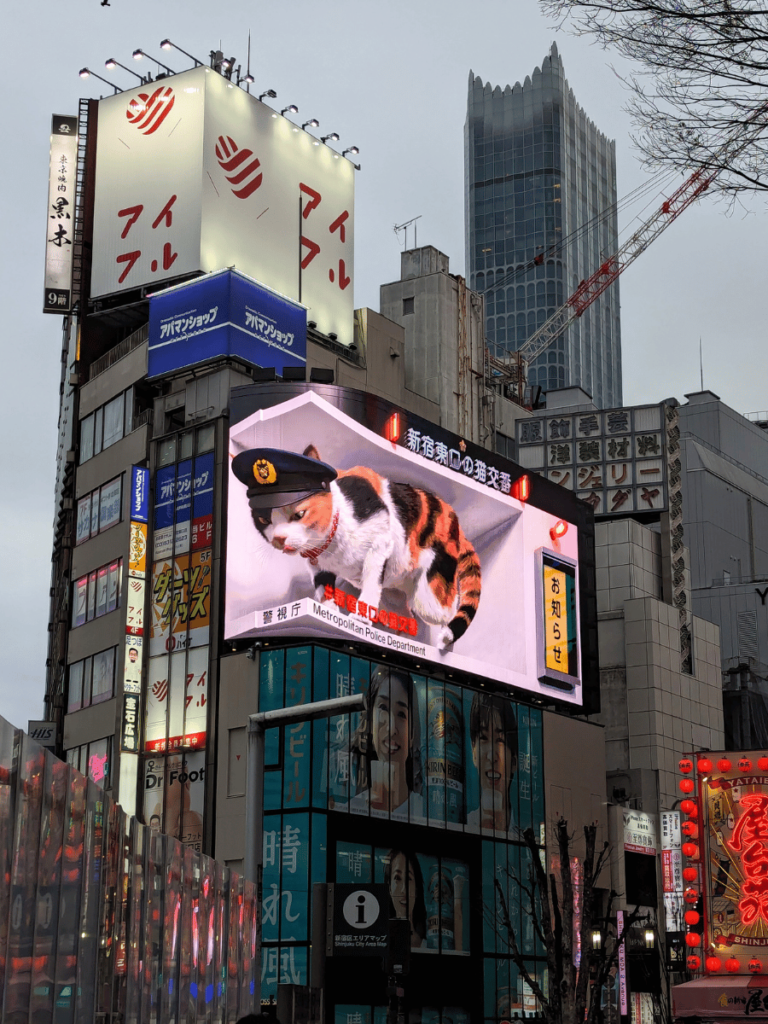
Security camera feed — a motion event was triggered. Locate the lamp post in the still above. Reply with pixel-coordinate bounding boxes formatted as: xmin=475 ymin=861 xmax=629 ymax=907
xmin=245 ymin=690 xmax=365 ymax=1010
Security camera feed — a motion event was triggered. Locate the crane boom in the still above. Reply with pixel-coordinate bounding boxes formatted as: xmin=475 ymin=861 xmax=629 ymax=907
xmin=490 ymin=103 xmax=768 ymax=395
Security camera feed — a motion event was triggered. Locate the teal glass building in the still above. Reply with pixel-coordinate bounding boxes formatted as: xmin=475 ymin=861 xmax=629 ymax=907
xmin=464 ymin=44 xmax=622 ymax=409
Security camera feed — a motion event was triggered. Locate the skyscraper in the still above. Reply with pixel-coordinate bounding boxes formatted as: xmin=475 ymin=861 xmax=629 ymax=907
xmin=465 ymin=43 xmax=622 ymax=408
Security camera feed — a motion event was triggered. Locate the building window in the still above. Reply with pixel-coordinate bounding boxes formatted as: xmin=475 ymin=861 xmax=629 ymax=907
xmin=71 ymin=559 xmax=122 ymax=628
xmin=66 ymin=735 xmax=112 ymax=788
xmin=179 ymin=431 xmax=194 ymax=460
xmin=67 ymin=647 xmax=118 ymax=712
xmin=158 ymin=437 xmax=176 ymax=467
xmin=495 ymin=432 xmax=515 ymax=462
xmin=76 ymin=476 xmax=123 ymax=545
xmin=79 ymin=389 xmax=134 ymax=465
xmin=197 ymin=423 xmax=215 ymax=453
xmin=403 ymin=297 xmax=415 ymax=316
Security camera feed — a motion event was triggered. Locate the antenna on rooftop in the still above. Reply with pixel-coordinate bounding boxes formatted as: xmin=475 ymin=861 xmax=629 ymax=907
xmin=394 ymin=215 xmax=422 ymax=251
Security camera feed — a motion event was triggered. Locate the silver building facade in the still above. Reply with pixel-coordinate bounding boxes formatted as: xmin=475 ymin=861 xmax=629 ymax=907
xmin=464 ymin=44 xmax=622 ymax=408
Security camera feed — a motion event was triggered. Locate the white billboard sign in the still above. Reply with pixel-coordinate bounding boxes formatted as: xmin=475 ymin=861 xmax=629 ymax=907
xmin=91 ymin=68 xmax=354 ymax=345
xmin=44 ymin=114 xmax=78 ymax=313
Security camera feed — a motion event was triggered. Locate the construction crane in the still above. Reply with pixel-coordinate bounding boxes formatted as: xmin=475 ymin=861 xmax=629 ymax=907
xmin=490 ymin=104 xmax=768 ymax=402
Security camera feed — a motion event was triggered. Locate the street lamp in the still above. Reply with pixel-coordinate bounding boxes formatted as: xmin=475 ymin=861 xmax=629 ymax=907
xmin=132 ymin=48 xmax=176 ymax=75
xmin=105 ymin=57 xmax=146 ymax=83
xmin=245 ymin=691 xmax=365 ymax=1009
xmin=160 ymin=38 xmax=203 ymax=67
xmin=78 ymin=68 xmax=122 ymax=94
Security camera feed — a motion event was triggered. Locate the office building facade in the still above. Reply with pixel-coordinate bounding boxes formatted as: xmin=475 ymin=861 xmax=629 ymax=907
xmin=465 ymin=44 xmax=622 ymax=408
xmin=36 ymin=64 xmax=618 ymax=1024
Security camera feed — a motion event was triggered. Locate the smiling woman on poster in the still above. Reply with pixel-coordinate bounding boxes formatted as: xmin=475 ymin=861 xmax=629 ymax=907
xmin=466 ymin=693 xmax=517 ymax=832
xmin=349 ymin=667 xmax=424 ymax=821
xmin=384 ymin=848 xmax=427 ymax=950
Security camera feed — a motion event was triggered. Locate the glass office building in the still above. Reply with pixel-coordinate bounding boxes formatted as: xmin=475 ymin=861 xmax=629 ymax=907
xmin=465 ymin=44 xmax=622 ymax=409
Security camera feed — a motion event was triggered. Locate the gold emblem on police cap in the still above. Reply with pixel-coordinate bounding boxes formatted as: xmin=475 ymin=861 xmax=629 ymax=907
xmin=253 ymin=459 xmax=277 ymax=485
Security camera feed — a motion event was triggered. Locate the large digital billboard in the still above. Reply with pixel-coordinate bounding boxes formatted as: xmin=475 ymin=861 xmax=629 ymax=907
xmin=90 ymin=67 xmax=354 ymax=345
xmin=225 ymin=392 xmax=582 ymax=704
xmin=148 ymin=269 xmax=306 ymax=378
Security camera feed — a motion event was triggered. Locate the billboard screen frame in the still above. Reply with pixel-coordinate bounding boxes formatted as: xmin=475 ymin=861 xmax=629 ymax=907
xmin=225 ymin=384 xmax=599 ymax=711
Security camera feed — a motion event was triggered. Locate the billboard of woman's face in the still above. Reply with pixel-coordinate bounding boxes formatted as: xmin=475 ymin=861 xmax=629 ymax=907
xmin=349 ymin=668 xmax=424 ymax=821
xmin=468 ymin=694 xmax=518 ymax=833
xmin=333 ymin=664 xmax=529 ymax=833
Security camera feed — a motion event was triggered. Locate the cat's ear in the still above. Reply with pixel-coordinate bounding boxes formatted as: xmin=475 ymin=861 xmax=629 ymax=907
xmin=303 ymin=444 xmax=321 ymax=461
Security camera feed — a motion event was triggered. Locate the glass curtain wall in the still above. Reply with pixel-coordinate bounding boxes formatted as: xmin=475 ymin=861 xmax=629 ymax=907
xmin=465 ymin=44 xmax=622 ymax=409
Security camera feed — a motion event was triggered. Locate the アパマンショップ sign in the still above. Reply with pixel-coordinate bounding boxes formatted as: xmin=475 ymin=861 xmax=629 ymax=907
xmin=225 ymin=392 xmax=582 ymax=704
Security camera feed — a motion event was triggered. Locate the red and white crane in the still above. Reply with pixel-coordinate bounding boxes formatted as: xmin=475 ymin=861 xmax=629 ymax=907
xmin=491 ymin=105 xmax=768 ymax=400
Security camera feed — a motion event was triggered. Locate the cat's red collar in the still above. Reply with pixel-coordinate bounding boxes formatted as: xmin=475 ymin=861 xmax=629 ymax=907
xmin=301 ymin=511 xmax=340 ymax=566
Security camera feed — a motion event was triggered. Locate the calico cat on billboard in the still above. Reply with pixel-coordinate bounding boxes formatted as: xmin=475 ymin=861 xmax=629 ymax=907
xmin=225 ymin=391 xmax=582 ymax=704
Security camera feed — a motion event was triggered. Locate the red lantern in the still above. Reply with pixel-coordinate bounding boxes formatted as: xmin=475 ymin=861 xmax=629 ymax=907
xmin=680 ymin=778 xmax=695 ymax=794
xmin=749 ymin=958 xmax=763 ymax=974
xmin=726 ymin=957 xmax=740 ymax=973
xmin=682 ymin=842 xmax=699 ymax=858
xmin=718 ymin=758 xmax=732 ymax=773
xmin=706 ymin=956 xmax=722 ymax=973
xmin=758 ymin=756 xmax=768 ymax=771
xmin=681 ymin=798 xmax=696 ymax=815
xmin=682 ymin=821 xmax=699 ymax=838
xmin=739 ymin=757 xmax=753 ymax=772
xmin=687 ymin=803 xmax=699 ymax=819
xmin=697 ymin=757 xmax=713 ymax=773
xmin=684 ymin=888 xmax=699 ymax=904
xmin=685 ymin=910 xmax=700 ymax=926
xmin=679 ymin=757 xmax=694 ymax=774
xmin=683 ymin=866 xmax=698 ymax=882
xmin=687 ymin=954 xmax=701 ymax=971
xmin=686 ymin=932 xmax=701 ymax=948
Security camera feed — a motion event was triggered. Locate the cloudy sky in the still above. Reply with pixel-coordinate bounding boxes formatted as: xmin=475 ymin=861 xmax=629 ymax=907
xmin=3 ymin=0 xmax=765 ymax=730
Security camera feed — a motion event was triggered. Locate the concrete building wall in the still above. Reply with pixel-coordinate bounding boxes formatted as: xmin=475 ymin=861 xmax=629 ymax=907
xmin=543 ymin=712 xmax=607 ymax=864
xmin=380 ymin=246 xmax=532 ymax=455
xmin=590 ymin=519 xmax=723 ymax=812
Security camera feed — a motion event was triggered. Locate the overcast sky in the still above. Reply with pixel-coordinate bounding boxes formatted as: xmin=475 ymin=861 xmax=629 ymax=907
xmin=3 ymin=0 xmax=766 ymax=731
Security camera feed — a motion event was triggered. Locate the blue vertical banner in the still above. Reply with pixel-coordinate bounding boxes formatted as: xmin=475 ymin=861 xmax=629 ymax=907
xmin=130 ymin=466 xmax=149 ymax=523
xmin=154 ymin=465 xmax=176 ymax=559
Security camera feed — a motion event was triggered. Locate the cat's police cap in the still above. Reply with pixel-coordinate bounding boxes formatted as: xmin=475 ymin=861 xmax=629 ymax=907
xmin=231 ymin=448 xmax=338 ymax=509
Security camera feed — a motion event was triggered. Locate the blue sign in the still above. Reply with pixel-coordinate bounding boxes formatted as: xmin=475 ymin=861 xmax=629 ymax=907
xmin=130 ymin=466 xmax=149 ymax=523
xmin=148 ymin=270 xmax=307 ymax=378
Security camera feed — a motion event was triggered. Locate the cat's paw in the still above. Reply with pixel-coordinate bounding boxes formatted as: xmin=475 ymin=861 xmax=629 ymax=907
xmin=436 ymin=626 xmax=455 ymax=651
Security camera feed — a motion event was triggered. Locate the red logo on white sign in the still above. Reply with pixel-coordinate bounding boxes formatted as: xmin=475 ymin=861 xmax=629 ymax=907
xmin=126 ymin=86 xmax=176 ymax=135
xmin=215 ymin=135 xmax=263 ymax=199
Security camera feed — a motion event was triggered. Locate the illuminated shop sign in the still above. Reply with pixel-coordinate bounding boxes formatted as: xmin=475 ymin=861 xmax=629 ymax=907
xmin=679 ymin=752 xmax=768 ymax=974
xmin=147 ymin=269 xmax=307 ymax=378
xmin=43 ymin=114 xmax=78 ymax=314
xmin=91 ymin=67 xmax=354 ymax=345
xmin=130 ymin=465 xmax=149 ymax=523
xmin=226 ymin=391 xmax=583 ymax=703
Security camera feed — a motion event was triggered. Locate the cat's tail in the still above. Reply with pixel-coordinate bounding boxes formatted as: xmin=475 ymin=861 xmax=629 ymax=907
xmin=444 ymin=536 xmax=481 ymax=644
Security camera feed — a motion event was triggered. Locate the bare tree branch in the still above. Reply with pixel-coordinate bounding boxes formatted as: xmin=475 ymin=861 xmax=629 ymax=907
xmin=540 ymin=0 xmax=768 ymax=199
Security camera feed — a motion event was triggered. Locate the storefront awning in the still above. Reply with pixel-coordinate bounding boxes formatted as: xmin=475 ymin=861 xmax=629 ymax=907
xmin=673 ymin=976 xmax=768 ymax=1019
